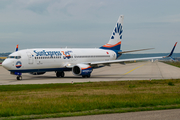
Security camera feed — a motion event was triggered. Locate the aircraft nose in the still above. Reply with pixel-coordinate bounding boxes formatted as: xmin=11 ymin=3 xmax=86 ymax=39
xmin=2 ymin=59 xmax=12 ymax=70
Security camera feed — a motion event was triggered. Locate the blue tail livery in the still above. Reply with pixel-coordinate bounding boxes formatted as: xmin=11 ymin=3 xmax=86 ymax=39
xmin=100 ymin=15 xmax=124 ymax=51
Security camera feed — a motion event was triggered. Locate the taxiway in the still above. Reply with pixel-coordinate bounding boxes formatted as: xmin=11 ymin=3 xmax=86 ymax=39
xmin=1 ymin=61 xmax=180 ymax=85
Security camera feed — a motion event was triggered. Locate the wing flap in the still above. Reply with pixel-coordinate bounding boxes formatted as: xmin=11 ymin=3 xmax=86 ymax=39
xmin=89 ymin=56 xmax=163 ymax=66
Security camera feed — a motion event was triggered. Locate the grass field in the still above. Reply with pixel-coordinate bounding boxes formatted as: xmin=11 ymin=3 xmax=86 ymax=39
xmin=163 ymin=61 xmax=180 ymax=68
xmin=0 ymin=79 xmax=180 ymax=120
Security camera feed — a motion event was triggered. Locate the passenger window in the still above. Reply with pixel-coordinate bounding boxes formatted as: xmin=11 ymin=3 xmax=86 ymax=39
xmin=15 ymin=56 xmax=21 ymax=59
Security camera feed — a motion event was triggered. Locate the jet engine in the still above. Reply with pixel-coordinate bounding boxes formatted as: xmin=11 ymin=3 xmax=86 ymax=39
xmin=72 ymin=64 xmax=92 ymax=77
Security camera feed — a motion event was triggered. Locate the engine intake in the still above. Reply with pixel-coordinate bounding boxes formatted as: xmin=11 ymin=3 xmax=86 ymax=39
xmin=72 ymin=64 xmax=92 ymax=76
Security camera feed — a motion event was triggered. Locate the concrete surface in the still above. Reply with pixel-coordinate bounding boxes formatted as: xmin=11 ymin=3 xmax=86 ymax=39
xmin=37 ymin=109 xmax=180 ymax=120
xmin=0 ymin=61 xmax=180 ymax=85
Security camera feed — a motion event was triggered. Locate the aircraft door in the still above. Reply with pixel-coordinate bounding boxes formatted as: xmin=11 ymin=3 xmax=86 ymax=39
xmin=27 ymin=52 xmax=33 ymax=64
xmin=71 ymin=53 xmax=75 ymax=61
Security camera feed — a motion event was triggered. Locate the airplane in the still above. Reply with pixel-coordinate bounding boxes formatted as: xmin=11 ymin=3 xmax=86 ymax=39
xmin=2 ymin=15 xmax=177 ymax=80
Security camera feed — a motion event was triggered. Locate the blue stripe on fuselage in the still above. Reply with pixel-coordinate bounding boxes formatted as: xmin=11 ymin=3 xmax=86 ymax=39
xmin=99 ymin=44 xmax=121 ymax=51
xmin=9 ymin=68 xmax=72 ymax=73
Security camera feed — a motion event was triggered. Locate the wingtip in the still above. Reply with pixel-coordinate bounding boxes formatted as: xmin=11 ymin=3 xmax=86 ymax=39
xmin=167 ymin=42 xmax=177 ymax=57
xmin=175 ymin=42 xmax=177 ymax=47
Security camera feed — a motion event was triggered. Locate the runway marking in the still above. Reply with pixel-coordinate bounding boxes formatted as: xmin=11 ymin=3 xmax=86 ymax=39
xmin=124 ymin=63 xmax=148 ymax=75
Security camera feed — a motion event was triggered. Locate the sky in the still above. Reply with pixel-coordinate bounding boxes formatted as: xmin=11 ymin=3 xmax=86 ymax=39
xmin=0 ymin=0 xmax=180 ymax=53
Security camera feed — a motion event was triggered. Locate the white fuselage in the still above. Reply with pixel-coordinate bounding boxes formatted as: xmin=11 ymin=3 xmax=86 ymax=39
xmin=3 ymin=48 xmax=117 ymax=73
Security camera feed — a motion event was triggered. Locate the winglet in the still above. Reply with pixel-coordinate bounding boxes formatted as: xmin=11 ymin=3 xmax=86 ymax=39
xmin=16 ymin=44 xmax=19 ymax=51
xmin=166 ymin=42 xmax=177 ymax=58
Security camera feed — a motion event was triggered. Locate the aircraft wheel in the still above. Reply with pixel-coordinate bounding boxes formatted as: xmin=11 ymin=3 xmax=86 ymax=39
xmin=56 ymin=72 xmax=60 ymax=77
xmin=82 ymin=75 xmax=91 ymax=78
xmin=87 ymin=74 xmax=91 ymax=78
xmin=17 ymin=76 xmax=22 ymax=80
xmin=56 ymin=71 xmax=65 ymax=78
xmin=60 ymin=72 xmax=65 ymax=77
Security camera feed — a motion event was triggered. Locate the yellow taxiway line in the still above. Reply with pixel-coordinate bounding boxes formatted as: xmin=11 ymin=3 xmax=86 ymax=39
xmin=124 ymin=63 xmax=148 ymax=75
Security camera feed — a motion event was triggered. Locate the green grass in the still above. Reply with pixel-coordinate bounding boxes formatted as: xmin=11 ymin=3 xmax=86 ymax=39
xmin=0 ymin=80 xmax=180 ymax=120
xmin=163 ymin=61 xmax=180 ymax=68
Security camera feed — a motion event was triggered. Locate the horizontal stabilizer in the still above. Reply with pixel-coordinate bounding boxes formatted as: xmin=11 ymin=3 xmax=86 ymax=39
xmin=118 ymin=48 xmax=154 ymax=54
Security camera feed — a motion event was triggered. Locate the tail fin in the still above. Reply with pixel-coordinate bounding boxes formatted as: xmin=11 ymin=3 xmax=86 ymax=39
xmin=16 ymin=44 xmax=19 ymax=51
xmin=100 ymin=15 xmax=124 ymax=50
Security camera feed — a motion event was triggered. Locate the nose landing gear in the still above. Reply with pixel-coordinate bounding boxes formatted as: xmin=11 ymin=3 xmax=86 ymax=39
xmin=11 ymin=72 xmax=22 ymax=80
xmin=16 ymin=75 xmax=22 ymax=80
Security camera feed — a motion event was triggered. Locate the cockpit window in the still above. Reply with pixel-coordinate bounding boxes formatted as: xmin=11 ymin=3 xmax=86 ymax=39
xmin=8 ymin=56 xmax=21 ymax=59
xmin=16 ymin=56 xmax=21 ymax=59
xmin=8 ymin=56 xmax=15 ymax=58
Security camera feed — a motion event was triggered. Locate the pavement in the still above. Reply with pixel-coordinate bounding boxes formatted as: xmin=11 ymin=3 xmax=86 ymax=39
xmin=1 ymin=61 xmax=180 ymax=85
xmin=37 ymin=109 xmax=180 ymax=120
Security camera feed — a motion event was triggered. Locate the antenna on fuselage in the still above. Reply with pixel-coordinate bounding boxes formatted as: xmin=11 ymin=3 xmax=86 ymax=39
xmin=16 ymin=44 xmax=19 ymax=51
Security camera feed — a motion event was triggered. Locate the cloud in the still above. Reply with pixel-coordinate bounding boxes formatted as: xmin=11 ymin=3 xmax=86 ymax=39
xmin=0 ymin=0 xmax=111 ymax=20
xmin=0 ymin=32 xmax=23 ymax=39
xmin=0 ymin=0 xmax=180 ymax=53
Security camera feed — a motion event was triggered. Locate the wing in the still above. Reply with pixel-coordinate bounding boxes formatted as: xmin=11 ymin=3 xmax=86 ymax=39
xmin=89 ymin=56 xmax=164 ymax=67
xmin=65 ymin=42 xmax=177 ymax=68
xmin=89 ymin=42 xmax=177 ymax=67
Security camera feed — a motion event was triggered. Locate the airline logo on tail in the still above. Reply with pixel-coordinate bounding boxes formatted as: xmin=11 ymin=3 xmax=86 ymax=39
xmin=100 ymin=15 xmax=124 ymax=51
xmin=111 ymin=23 xmax=123 ymax=39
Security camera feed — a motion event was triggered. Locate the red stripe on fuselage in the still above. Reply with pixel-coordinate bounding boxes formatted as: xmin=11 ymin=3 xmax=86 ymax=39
xmin=102 ymin=41 xmax=121 ymax=48
xmin=16 ymin=65 xmax=22 ymax=67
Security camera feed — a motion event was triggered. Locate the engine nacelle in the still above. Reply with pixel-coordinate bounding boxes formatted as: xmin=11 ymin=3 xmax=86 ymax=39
xmin=72 ymin=64 xmax=92 ymax=76
xmin=29 ymin=72 xmax=46 ymax=75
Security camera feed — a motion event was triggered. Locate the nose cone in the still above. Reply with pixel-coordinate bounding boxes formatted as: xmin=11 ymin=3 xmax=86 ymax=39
xmin=2 ymin=59 xmax=12 ymax=70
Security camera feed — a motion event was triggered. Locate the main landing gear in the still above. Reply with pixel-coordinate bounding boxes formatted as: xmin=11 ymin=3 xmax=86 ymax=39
xmin=56 ymin=71 xmax=65 ymax=77
xmin=16 ymin=75 xmax=22 ymax=80
xmin=82 ymin=74 xmax=91 ymax=78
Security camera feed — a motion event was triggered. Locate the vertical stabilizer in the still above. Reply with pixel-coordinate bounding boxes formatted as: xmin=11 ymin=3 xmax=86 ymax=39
xmin=100 ymin=15 xmax=124 ymax=50
xmin=16 ymin=44 xmax=19 ymax=51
